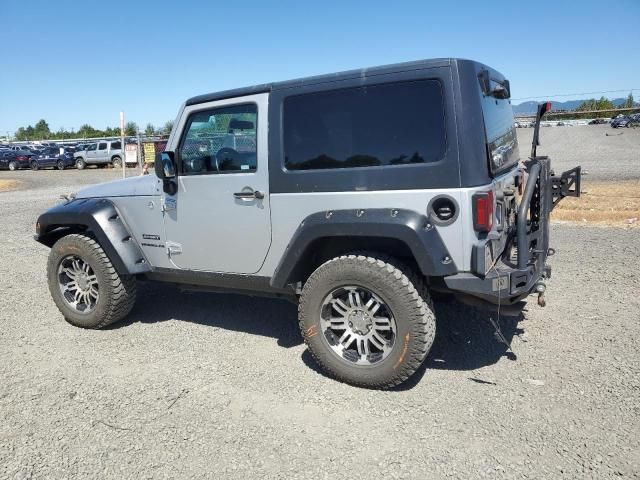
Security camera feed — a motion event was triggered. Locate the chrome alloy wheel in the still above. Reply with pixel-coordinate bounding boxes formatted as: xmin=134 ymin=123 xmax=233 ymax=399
xmin=320 ymin=286 xmax=397 ymax=365
xmin=57 ymin=255 xmax=99 ymax=314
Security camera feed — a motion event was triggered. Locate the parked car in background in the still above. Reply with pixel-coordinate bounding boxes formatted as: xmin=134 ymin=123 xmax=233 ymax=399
xmin=611 ymin=116 xmax=638 ymax=128
xmin=0 ymin=150 xmax=32 ymax=170
xmin=30 ymin=147 xmax=75 ymax=170
xmin=11 ymin=145 xmax=37 ymax=154
xmin=588 ymin=118 xmax=607 ymax=125
xmin=73 ymin=140 xmax=123 ymax=169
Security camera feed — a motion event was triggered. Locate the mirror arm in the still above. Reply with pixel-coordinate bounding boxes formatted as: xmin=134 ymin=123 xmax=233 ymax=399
xmin=163 ymin=179 xmax=178 ymax=196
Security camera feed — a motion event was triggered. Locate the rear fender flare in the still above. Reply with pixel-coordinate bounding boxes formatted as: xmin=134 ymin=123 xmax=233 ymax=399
xmin=270 ymin=208 xmax=458 ymax=288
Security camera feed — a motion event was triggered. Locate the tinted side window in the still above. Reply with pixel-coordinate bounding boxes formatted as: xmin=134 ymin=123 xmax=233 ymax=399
xmin=98 ymin=143 xmax=107 ymax=151
xmin=87 ymin=144 xmax=97 ymax=151
xmin=178 ymin=103 xmax=257 ymax=175
xmin=111 ymin=141 xmax=121 ymax=150
xmin=283 ymin=80 xmax=446 ymax=171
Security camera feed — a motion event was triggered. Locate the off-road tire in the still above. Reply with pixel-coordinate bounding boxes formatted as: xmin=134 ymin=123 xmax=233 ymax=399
xmin=298 ymin=253 xmax=436 ymax=388
xmin=76 ymin=158 xmax=86 ymax=170
xmin=112 ymin=156 xmax=122 ymax=168
xmin=8 ymin=161 xmax=17 ymax=171
xmin=47 ymin=234 xmax=136 ymax=329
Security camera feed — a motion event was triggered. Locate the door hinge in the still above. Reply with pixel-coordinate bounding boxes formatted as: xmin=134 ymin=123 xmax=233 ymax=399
xmin=161 ymin=196 xmax=177 ymax=213
xmin=166 ymin=241 xmax=182 ymax=256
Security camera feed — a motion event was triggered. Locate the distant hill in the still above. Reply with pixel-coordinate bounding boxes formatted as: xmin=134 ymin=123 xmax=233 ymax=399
xmin=512 ymin=98 xmax=627 ymax=114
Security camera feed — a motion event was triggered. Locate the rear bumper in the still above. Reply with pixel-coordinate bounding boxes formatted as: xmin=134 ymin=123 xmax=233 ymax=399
xmin=444 ymin=262 xmax=550 ymax=305
xmin=444 ymin=157 xmax=580 ymax=305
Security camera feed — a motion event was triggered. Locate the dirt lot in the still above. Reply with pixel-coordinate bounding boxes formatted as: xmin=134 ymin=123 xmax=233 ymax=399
xmin=1 ymin=127 xmax=639 ymax=479
xmin=0 ymin=179 xmax=22 ymax=192
xmin=519 ymin=124 xmax=640 ymax=226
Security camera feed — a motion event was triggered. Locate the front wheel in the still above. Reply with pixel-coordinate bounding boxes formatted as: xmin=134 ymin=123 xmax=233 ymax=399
xmin=76 ymin=158 xmax=86 ymax=170
xmin=8 ymin=161 xmax=18 ymax=171
xmin=298 ymin=254 xmax=436 ymax=388
xmin=57 ymin=160 xmax=65 ymax=170
xmin=47 ymin=234 xmax=137 ymax=329
xmin=30 ymin=160 xmax=39 ymax=171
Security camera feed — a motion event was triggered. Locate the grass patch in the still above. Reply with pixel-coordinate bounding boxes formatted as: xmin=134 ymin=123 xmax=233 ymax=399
xmin=0 ymin=179 xmax=21 ymax=192
xmin=552 ymin=180 xmax=640 ymax=226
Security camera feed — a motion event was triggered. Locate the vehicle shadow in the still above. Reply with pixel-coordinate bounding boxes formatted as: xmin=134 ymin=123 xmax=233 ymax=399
xmin=392 ymin=300 xmax=524 ymax=391
xmin=114 ymin=283 xmax=525 ymax=386
xmin=109 ymin=281 xmax=302 ymax=348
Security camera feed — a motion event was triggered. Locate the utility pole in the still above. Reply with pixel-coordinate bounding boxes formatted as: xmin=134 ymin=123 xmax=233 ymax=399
xmin=136 ymin=128 xmax=142 ymax=173
xmin=119 ymin=112 xmax=126 ymax=179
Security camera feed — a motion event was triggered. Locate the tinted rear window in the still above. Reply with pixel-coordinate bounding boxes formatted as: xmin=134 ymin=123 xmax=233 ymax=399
xmin=481 ymin=80 xmax=519 ymax=173
xmin=283 ymin=80 xmax=446 ymax=171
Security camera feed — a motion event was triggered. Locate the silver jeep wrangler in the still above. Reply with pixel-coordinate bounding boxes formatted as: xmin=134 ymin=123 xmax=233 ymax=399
xmin=35 ymin=58 xmax=580 ymax=388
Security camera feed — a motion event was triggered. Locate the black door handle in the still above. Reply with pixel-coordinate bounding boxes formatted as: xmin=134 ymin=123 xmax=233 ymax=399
xmin=234 ymin=189 xmax=264 ymax=200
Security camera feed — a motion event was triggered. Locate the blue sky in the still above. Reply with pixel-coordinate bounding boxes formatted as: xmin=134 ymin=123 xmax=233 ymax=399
xmin=1 ymin=0 xmax=639 ymax=135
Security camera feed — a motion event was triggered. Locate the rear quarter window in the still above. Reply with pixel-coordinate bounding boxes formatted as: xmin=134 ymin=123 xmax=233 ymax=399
xmin=283 ymin=80 xmax=446 ymax=171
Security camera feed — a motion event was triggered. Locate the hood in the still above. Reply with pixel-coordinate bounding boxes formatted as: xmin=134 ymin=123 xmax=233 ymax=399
xmin=75 ymin=174 xmax=161 ymax=198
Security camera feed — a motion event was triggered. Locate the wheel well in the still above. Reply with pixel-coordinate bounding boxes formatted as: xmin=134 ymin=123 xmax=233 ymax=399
xmin=286 ymin=236 xmax=419 ymax=286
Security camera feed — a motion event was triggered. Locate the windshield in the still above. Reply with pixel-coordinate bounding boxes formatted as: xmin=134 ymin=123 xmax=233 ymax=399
xmin=481 ymin=79 xmax=520 ymax=174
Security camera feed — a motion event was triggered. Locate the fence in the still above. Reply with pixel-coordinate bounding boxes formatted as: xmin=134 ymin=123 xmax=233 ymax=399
xmin=140 ymin=139 xmax=168 ymax=165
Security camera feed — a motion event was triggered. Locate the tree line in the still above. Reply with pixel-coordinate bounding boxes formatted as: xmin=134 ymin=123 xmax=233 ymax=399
xmin=570 ymin=92 xmax=636 ymax=118
xmin=13 ymin=119 xmax=174 ymax=141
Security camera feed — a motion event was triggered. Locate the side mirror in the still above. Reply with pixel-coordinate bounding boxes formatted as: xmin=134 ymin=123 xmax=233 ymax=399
xmin=155 ymin=151 xmax=176 ymax=179
xmin=155 ymin=151 xmax=178 ymax=195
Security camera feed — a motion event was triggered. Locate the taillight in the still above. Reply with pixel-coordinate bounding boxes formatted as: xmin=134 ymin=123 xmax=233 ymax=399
xmin=473 ymin=191 xmax=494 ymax=232
xmin=16 ymin=155 xmax=27 ymax=161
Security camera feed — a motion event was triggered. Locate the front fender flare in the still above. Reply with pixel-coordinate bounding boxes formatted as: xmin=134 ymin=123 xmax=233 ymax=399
xmin=270 ymin=208 xmax=458 ymax=288
xmin=35 ymin=198 xmax=150 ymax=275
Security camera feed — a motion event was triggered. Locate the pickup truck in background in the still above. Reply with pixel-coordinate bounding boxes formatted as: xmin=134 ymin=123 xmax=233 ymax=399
xmin=74 ymin=140 xmax=125 ymax=169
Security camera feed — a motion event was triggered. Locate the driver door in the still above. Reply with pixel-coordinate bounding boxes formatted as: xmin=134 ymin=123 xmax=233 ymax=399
xmin=162 ymin=93 xmax=271 ymax=274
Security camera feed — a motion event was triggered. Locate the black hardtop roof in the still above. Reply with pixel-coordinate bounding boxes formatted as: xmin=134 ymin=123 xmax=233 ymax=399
xmin=185 ymin=57 xmax=491 ymax=106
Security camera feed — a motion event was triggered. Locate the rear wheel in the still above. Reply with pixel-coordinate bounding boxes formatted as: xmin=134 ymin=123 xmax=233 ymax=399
xmin=30 ymin=160 xmax=39 ymax=171
xmin=47 ymin=234 xmax=137 ymax=329
xmin=112 ymin=156 xmax=122 ymax=168
xmin=76 ymin=158 xmax=86 ymax=170
xmin=8 ymin=161 xmax=18 ymax=171
xmin=57 ymin=160 xmax=65 ymax=170
xmin=298 ymin=253 xmax=436 ymax=388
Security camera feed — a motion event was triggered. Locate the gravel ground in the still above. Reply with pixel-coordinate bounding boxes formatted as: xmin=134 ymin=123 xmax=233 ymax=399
xmin=516 ymin=124 xmax=640 ymax=182
xmin=1 ymin=130 xmax=639 ymax=479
